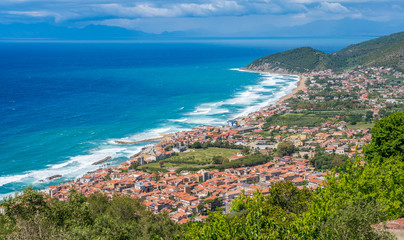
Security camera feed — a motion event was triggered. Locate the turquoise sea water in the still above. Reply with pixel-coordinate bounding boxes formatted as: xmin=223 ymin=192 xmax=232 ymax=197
xmin=0 ymin=38 xmax=371 ymax=198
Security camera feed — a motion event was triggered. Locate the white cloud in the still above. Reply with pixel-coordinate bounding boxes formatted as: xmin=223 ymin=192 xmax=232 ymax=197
xmin=7 ymin=10 xmax=50 ymax=17
xmin=95 ymin=1 xmax=248 ymax=18
xmin=291 ymin=0 xmax=397 ymax=3
xmin=0 ymin=0 xmax=403 ymax=35
xmin=319 ymin=2 xmax=350 ymax=13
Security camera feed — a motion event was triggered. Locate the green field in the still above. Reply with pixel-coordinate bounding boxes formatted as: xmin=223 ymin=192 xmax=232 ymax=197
xmin=265 ymin=109 xmax=379 ymax=128
xmin=139 ymin=147 xmax=240 ymax=172
xmin=347 ymin=122 xmax=374 ymax=129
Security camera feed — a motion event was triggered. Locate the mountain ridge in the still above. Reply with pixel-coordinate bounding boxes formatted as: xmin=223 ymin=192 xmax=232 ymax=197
xmin=243 ymin=31 xmax=404 ymax=74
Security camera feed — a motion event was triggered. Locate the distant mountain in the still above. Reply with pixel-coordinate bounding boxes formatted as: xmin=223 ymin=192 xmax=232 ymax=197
xmin=1 ymin=20 xmax=403 ymax=41
xmin=0 ymin=23 xmax=157 ymax=40
xmin=261 ymin=19 xmax=403 ymax=38
xmin=0 ymin=23 xmax=210 ymax=41
xmin=243 ymin=31 xmax=404 ymax=74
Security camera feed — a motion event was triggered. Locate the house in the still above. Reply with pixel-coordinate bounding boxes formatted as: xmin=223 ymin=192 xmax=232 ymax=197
xmin=197 ymin=170 xmax=211 ymax=182
xmin=279 ymin=172 xmax=298 ymax=181
xmin=246 ymin=175 xmax=259 ymax=183
xmin=173 ymin=146 xmax=186 ymax=153
xmin=229 ymin=153 xmax=245 ymax=162
xmin=325 ymin=146 xmax=336 ymax=153
xmin=292 ymin=177 xmax=305 ymax=185
xmin=316 ymin=133 xmax=331 ymax=140
xmin=135 ymin=182 xmax=145 ymax=191
xmin=79 ymin=175 xmax=93 ymax=183
xmin=225 ymin=189 xmax=242 ymax=200
xmin=293 ymin=140 xmax=304 ymax=147
xmin=48 ymin=186 xmax=58 ymax=197
xmin=135 ymin=156 xmax=145 ymax=165
xmin=180 ymin=195 xmax=198 ymax=206
xmin=335 ymin=147 xmax=346 ymax=155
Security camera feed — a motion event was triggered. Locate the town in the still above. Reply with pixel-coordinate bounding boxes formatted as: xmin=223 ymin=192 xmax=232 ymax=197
xmin=46 ymin=66 xmax=404 ymax=224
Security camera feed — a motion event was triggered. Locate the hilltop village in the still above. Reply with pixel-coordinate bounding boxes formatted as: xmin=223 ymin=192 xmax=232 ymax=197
xmin=46 ymin=66 xmax=404 ymax=224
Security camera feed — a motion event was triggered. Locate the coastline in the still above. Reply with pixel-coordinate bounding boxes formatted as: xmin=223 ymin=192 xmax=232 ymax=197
xmin=278 ymin=75 xmax=307 ymax=103
xmin=0 ymin=70 xmax=307 ymax=200
xmin=114 ymin=70 xmax=305 ymax=144
xmin=235 ymin=68 xmax=306 ymax=104
xmin=35 ymin=69 xmax=312 ymax=201
xmin=131 ymin=71 xmax=306 ymax=145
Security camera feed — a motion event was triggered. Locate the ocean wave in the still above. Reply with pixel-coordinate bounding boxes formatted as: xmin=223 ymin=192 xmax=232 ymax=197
xmin=0 ymin=71 xmax=299 ymax=198
xmin=182 ymin=117 xmax=224 ymax=125
xmin=0 ymin=125 xmax=188 ymax=193
xmin=0 ymin=146 xmax=136 ymax=187
xmin=187 ymin=71 xmax=299 ymax=119
xmin=169 ymin=118 xmax=189 ymax=123
xmin=109 ymin=127 xmax=174 ymax=145
xmin=188 ymin=105 xmax=230 ymax=116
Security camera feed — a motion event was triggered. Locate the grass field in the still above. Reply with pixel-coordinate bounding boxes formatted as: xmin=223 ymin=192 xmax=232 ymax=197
xmin=266 ymin=109 xmax=379 ymax=128
xmin=347 ymin=122 xmax=374 ymax=129
xmin=139 ymin=147 xmax=240 ymax=171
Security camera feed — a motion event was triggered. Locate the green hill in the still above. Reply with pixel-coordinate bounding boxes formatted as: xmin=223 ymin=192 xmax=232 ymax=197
xmin=243 ymin=31 xmax=404 ymax=74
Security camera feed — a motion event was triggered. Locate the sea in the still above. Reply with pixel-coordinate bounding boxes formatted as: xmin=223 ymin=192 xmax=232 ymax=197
xmin=0 ymin=37 xmax=371 ymax=199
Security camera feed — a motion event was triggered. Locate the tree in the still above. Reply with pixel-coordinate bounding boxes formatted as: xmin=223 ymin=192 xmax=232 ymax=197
xmin=242 ymin=147 xmax=250 ymax=155
xmin=347 ymin=114 xmax=362 ymax=125
xmin=365 ymin=110 xmax=373 ymax=122
xmin=310 ymin=153 xmax=349 ymax=171
xmin=277 ymin=141 xmax=295 ymax=156
xmin=2 ymin=187 xmax=48 ymax=221
xmin=185 ymin=191 xmax=296 ymax=240
xmin=317 ymin=199 xmax=394 ymax=240
xmin=129 ymin=162 xmax=139 ymax=170
xmin=191 ymin=142 xmax=202 ymax=149
xmin=364 ymin=111 xmax=404 ymax=161
xmin=267 ymin=181 xmax=312 ymax=214
xmin=0 ymin=189 xmax=183 ymax=239
xmin=212 ymin=156 xmax=225 ymax=164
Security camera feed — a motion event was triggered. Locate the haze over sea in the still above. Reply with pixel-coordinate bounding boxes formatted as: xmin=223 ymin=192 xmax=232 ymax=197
xmin=0 ymin=38 xmax=370 ymax=198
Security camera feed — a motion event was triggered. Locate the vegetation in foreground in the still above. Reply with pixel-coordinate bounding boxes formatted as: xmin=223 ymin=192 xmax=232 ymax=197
xmin=0 ymin=190 xmax=182 ymax=239
xmin=185 ymin=112 xmax=404 ymax=240
xmin=1 ymin=112 xmax=403 ymax=239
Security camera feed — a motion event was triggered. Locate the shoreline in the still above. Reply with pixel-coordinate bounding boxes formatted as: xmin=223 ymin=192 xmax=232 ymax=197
xmin=0 ymin=70 xmax=307 ymax=200
xmin=123 ymin=70 xmax=306 ymax=144
xmin=114 ymin=137 xmax=164 ymax=145
xmin=234 ymin=68 xmax=306 ymax=104
xmin=278 ymin=75 xmax=307 ymax=103
xmin=126 ymin=71 xmax=306 ymax=149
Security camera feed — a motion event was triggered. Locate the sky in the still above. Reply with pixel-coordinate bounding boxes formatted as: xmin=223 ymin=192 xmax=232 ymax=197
xmin=0 ymin=0 xmax=403 ymax=38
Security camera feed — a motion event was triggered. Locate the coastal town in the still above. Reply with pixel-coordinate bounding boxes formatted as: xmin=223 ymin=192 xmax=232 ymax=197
xmin=1 ymin=3 xmax=404 ymax=237
xmin=43 ymin=66 xmax=404 ymax=224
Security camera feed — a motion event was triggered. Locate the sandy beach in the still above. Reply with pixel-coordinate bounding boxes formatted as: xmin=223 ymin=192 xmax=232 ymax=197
xmin=236 ymin=68 xmax=307 ymax=104
xmin=278 ymin=75 xmax=307 ymax=103
xmin=143 ymin=72 xmax=307 ymax=142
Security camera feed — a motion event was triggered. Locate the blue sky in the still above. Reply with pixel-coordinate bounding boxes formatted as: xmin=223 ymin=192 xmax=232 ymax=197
xmin=0 ymin=0 xmax=403 ymax=38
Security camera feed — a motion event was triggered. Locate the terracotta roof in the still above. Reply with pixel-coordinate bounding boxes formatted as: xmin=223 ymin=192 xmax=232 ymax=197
xmin=373 ymin=218 xmax=404 ymax=230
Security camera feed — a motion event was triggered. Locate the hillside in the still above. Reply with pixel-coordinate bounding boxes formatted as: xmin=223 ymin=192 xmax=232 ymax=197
xmin=243 ymin=31 xmax=404 ymax=74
